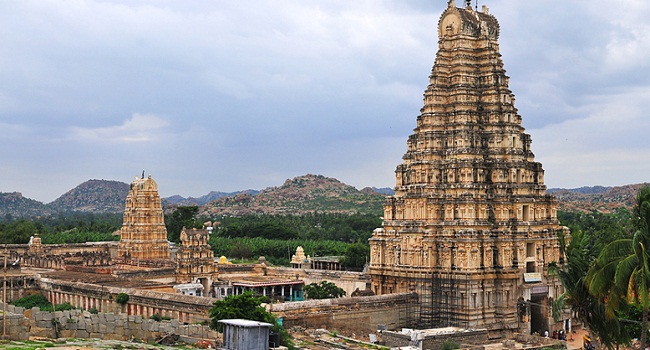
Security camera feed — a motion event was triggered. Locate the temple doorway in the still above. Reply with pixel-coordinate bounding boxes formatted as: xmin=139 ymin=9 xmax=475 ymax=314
xmin=530 ymin=294 xmax=548 ymax=335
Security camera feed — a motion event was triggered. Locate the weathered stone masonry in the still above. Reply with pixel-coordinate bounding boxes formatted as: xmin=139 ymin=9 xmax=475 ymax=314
xmin=0 ymin=303 xmax=218 ymax=343
xmin=369 ymin=0 xmax=567 ymax=334
xmin=41 ymin=278 xmax=214 ymax=324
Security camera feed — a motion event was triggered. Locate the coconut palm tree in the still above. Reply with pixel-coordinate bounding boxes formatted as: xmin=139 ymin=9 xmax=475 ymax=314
xmin=552 ymin=229 xmax=629 ymax=348
xmin=588 ymin=186 xmax=650 ymax=349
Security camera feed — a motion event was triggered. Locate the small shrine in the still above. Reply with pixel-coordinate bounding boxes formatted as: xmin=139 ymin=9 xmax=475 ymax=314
xmin=290 ymin=246 xmax=311 ymax=268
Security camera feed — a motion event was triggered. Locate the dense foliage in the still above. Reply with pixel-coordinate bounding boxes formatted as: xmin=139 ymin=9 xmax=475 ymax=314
xmin=164 ymin=206 xmax=203 ymax=242
xmin=209 ymin=291 xmax=294 ymax=349
xmin=554 ymin=187 xmax=650 ymax=349
xmin=340 ymin=242 xmax=370 ymax=270
xmin=11 ymin=293 xmax=75 ymax=312
xmin=0 ymin=219 xmax=41 ymax=244
xmin=209 ymin=236 xmax=349 ymax=266
xmin=304 ymin=281 xmax=346 ymax=299
xmin=216 ymin=213 xmax=380 ymax=243
xmin=0 ymin=212 xmax=121 ymax=244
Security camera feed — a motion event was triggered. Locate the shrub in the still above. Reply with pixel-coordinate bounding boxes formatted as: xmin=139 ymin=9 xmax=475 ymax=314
xmin=10 ymin=293 xmax=51 ymax=310
xmin=54 ymin=302 xmax=75 ymax=311
xmin=116 ymin=292 xmax=129 ymax=305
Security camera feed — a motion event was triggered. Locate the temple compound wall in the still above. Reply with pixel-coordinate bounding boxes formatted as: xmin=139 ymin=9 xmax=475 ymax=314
xmin=0 ymin=274 xmax=40 ymax=302
xmin=368 ymin=0 xmax=568 ymax=336
xmin=2 ymin=241 xmax=116 ymax=270
xmin=268 ymin=293 xmax=416 ymax=334
xmin=40 ymin=278 xmax=214 ymax=324
xmin=0 ymin=303 xmax=218 ymax=344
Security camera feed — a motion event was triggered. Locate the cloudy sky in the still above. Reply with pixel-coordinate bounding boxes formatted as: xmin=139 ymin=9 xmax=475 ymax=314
xmin=1 ymin=0 xmax=649 ymax=203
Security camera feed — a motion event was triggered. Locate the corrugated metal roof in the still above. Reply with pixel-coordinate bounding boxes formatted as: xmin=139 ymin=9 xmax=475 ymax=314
xmin=218 ymin=319 xmax=273 ymax=328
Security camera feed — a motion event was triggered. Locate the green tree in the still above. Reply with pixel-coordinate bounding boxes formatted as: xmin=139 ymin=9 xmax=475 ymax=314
xmin=588 ymin=186 xmax=650 ymax=349
xmin=0 ymin=219 xmax=37 ymax=244
xmin=551 ymin=230 xmax=629 ymax=348
xmin=116 ymin=292 xmax=129 ymax=305
xmin=340 ymin=242 xmax=369 ymax=270
xmin=303 ymin=281 xmax=346 ymax=299
xmin=165 ymin=206 xmax=200 ymax=242
xmin=208 ymin=291 xmax=294 ymax=349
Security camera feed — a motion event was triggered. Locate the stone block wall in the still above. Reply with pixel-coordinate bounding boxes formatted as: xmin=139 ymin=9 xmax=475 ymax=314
xmin=0 ymin=303 xmax=218 ymax=344
xmin=268 ymin=293 xmax=416 ymax=334
xmin=40 ymin=278 xmax=214 ymax=324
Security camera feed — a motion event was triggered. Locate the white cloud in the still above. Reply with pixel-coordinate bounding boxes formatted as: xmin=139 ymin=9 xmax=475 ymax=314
xmin=69 ymin=113 xmax=170 ymax=143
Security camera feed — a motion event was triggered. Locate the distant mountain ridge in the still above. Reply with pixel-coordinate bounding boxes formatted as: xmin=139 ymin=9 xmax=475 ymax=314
xmin=1 ymin=178 xmax=647 ymax=218
xmin=0 ymin=174 xmax=387 ymax=218
xmin=548 ymin=183 xmax=649 ymax=213
xmin=163 ymin=190 xmax=261 ymax=206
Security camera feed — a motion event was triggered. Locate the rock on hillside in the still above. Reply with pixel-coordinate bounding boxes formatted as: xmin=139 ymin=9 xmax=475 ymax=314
xmin=164 ymin=190 xmax=261 ymax=206
xmin=48 ymin=179 xmax=129 ymax=213
xmin=199 ymin=174 xmax=385 ymax=216
xmin=0 ymin=192 xmax=51 ymax=217
xmin=549 ymin=183 xmax=649 ymax=213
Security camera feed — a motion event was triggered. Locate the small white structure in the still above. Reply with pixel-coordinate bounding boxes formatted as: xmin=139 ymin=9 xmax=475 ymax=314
xmin=219 ymin=319 xmax=273 ymax=350
xmin=173 ymin=283 xmax=204 ymax=296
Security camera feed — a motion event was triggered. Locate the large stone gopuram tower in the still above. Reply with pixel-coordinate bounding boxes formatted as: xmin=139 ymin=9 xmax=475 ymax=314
xmin=117 ymin=174 xmax=171 ymax=265
xmin=369 ymin=1 xmax=567 ymax=334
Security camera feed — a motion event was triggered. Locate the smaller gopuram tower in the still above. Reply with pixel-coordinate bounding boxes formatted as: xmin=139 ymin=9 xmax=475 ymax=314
xmin=117 ymin=174 xmax=171 ymax=265
xmin=176 ymin=226 xmax=216 ymax=283
xmin=369 ymin=0 xmax=567 ymax=334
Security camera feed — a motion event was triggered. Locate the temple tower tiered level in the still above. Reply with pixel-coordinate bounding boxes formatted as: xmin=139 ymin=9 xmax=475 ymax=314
xmin=369 ymin=1 xmax=567 ymax=334
xmin=117 ymin=174 xmax=171 ymax=265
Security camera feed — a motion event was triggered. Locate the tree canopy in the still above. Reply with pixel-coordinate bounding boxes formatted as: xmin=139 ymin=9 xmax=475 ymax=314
xmin=303 ymin=281 xmax=346 ymax=299
xmin=208 ymin=291 xmax=294 ymax=349
xmin=554 ymin=186 xmax=650 ymax=349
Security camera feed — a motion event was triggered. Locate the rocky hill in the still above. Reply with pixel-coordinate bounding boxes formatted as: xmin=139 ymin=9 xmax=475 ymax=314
xmin=198 ymin=174 xmax=385 ymax=216
xmin=47 ymin=179 xmax=130 ymax=213
xmin=0 ymin=192 xmax=52 ymax=218
xmin=164 ymin=190 xmax=260 ymax=206
xmin=548 ymin=183 xmax=649 ymax=213
xmin=1 ymin=176 xmax=648 ymax=218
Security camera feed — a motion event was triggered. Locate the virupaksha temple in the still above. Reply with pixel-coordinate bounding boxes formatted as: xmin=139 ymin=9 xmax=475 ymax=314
xmin=0 ymin=0 xmax=575 ymax=347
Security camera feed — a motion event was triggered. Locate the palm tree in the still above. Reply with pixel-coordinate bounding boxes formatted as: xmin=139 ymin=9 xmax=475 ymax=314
xmin=588 ymin=186 xmax=650 ymax=349
xmin=551 ymin=229 xmax=629 ymax=348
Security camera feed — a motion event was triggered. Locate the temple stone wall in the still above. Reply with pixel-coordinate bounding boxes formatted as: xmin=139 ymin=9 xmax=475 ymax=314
xmin=40 ymin=278 xmax=214 ymax=324
xmin=268 ymin=293 xmax=416 ymax=333
xmin=0 ymin=274 xmax=40 ymax=303
xmin=0 ymin=303 xmax=218 ymax=344
xmin=1 ymin=242 xmax=117 ymax=270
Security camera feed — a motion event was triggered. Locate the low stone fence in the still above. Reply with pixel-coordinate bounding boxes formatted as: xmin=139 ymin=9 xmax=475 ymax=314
xmin=0 ymin=303 xmax=218 ymax=345
xmin=41 ymin=278 xmax=215 ymax=324
xmin=268 ymin=293 xmax=416 ymax=334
